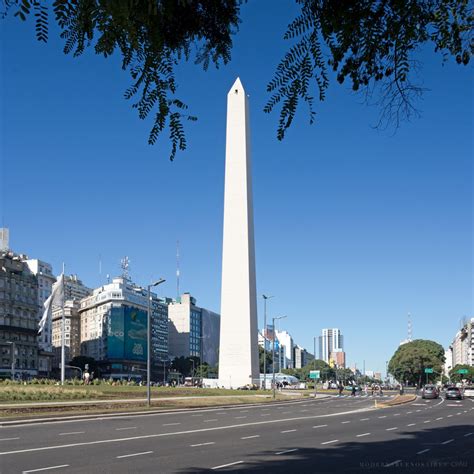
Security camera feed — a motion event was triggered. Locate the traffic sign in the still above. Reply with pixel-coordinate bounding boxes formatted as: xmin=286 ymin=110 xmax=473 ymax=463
xmin=457 ymin=369 xmax=469 ymax=374
xmin=424 ymin=368 xmax=433 ymax=374
xmin=309 ymin=370 xmax=320 ymax=379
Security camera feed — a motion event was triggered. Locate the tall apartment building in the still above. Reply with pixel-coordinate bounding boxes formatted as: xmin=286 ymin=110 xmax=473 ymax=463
xmin=0 ymin=251 xmax=39 ymax=378
xmin=168 ymin=293 xmax=220 ymax=367
xmin=275 ymin=330 xmax=294 ymax=369
xmin=293 ymin=345 xmax=314 ymax=369
xmin=63 ymin=274 xmax=91 ymax=302
xmin=78 ymin=277 xmax=169 ymax=379
xmin=451 ymin=318 xmax=473 ymax=367
xmin=319 ymin=328 xmax=344 ymax=363
xmin=24 ymin=259 xmax=56 ymax=376
xmin=52 ymin=300 xmax=81 ymax=370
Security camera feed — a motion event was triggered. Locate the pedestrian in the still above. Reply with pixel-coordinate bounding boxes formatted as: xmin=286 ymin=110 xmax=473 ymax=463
xmin=338 ymin=383 xmax=343 ymax=396
xmin=351 ymin=385 xmax=356 ymax=396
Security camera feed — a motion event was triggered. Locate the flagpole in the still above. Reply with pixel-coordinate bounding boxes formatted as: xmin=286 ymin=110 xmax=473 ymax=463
xmin=61 ymin=263 xmax=65 ymax=385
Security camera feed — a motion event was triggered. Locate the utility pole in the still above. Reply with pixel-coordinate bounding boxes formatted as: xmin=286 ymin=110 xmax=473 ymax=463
xmin=262 ymin=295 xmax=273 ymax=389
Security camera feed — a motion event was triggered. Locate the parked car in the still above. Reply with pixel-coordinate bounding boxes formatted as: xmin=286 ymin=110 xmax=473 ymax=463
xmin=421 ymin=384 xmax=439 ymax=399
xmin=463 ymin=386 xmax=474 ymax=398
xmin=445 ymin=386 xmax=463 ymax=400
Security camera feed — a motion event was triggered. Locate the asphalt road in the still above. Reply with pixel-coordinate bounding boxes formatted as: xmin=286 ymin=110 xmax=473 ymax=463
xmin=0 ymin=394 xmax=472 ymax=473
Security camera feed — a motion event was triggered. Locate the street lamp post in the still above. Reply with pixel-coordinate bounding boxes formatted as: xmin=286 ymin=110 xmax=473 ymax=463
xmin=272 ymin=315 xmax=287 ymax=399
xmin=147 ymin=278 xmax=166 ymax=407
xmin=262 ymin=295 xmax=274 ymax=390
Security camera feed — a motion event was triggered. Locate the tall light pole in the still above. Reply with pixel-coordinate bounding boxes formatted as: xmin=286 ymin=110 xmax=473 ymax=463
xmin=272 ymin=315 xmax=287 ymax=399
xmin=262 ymin=295 xmax=274 ymax=389
xmin=147 ymin=278 xmax=166 ymax=407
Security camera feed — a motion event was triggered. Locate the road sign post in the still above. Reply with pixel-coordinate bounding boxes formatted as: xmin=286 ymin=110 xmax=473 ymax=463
xmin=424 ymin=367 xmax=433 ymax=385
xmin=310 ymin=370 xmax=320 ymax=398
xmin=457 ymin=369 xmax=468 ymax=375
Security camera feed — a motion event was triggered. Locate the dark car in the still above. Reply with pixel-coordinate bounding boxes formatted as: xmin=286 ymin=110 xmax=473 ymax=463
xmin=421 ymin=384 xmax=439 ymax=399
xmin=445 ymin=386 xmax=463 ymax=400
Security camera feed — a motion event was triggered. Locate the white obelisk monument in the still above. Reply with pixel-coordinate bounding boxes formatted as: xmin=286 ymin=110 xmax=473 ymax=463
xmin=218 ymin=78 xmax=259 ymax=389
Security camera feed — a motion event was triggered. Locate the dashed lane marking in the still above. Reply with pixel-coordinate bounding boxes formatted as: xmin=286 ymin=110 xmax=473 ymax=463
xmin=386 ymin=427 xmax=398 ymax=431
xmin=276 ymin=448 xmax=298 ymax=455
xmin=356 ymin=433 xmax=371 ymax=437
xmin=417 ymin=449 xmax=430 ymax=455
xmin=117 ymin=451 xmax=153 ymax=459
xmin=280 ymin=429 xmax=297 ymax=434
xmin=241 ymin=435 xmax=260 ymax=440
xmin=407 ymin=423 xmax=416 ymax=427
xmin=58 ymin=432 xmax=85 ymax=436
xmin=384 ymin=460 xmax=402 ymax=468
xmin=212 ymin=461 xmax=243 ymax=470
xmin=115 ymin=427 xmax=136 ymax=431
xmin=321 ymin=439 xmax=339 ymax=445
xmin=22 ymin=465 xmax=69 ymax=473
xmin=0 ymin=438 xmax=20 ymax=441
xmin=313 ymin=425 xmax=327 ymax=428
xmin=441 ymin=439 xmax=454 ymax=445
xmin=191 ymin=442 xmax=215 ymax=447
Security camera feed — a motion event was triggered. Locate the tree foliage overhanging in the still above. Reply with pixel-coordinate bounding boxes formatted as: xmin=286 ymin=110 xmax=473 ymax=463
xmin=388 ymin=339 xmax=445 ymax=386
xmin=2 ymin=0 xmax=473 ymax=159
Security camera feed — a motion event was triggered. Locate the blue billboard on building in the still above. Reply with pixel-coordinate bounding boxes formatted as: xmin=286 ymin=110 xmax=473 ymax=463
xmin=107 ymin=306 xmax=147 ymax=361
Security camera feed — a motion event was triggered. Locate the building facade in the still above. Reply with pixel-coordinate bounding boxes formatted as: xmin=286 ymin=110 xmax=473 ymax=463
xmin=293 ymin=345 xmax=314 ymax=369
xmin=168 ymin=293 xmax=220 ymax=367
xmin=78 ymin=277 xmax=169 ymax=379
xmin=319 ymin=328 xmax=344 ymax=363
xmin=63 ymin=274 xmax=92 ymax=302
xmin=0 ymin=251 xmax=39 ymax=378
xmin=275 ymin=330 xmax=294 ymax=369
xmin=24 ymin=259 xmax=56 ymax=376
xmin=330 ymin=349 xmax=346 ymax=368
xmin=451 ymin=318 xmax=473 ymax=367
xmin=52 ymin=300 xmax=81 ymax=370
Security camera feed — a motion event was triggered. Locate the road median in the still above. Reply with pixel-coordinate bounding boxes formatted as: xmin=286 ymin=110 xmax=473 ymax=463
xmin=376 ymin=394 xmax=417 ymax=407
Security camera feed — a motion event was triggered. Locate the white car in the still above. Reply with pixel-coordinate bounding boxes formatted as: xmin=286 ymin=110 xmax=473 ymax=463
xmin=463 ymin=386 xmax=474 ymax=398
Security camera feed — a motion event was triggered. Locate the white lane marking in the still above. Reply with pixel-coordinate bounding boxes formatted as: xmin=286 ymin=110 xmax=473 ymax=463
xmin=163 ymin=423 xmax=180 ymax=427
xmin=416 ymin=409 xmax=421 ymax=412
xmin=192 ymin=414 xmax=203 ymax=417
xmin=407 ymin=423 xmax=416 ymax=427
xmin=22 ymin=465 xmax=69 ymax=473
xmin=117 ymin=451 xmax=153 ymax=459
xmin=241 ymin=435 xmax=260 ymax=440
xmin=447 ymin=404 xmax=460 ymax=407
xmin=441 ymin=439 xmax=454 ymax=445
xmin=115 ymin=427 xmax=136 ymax=431
xmin=386 ymin=427 xmax=398 ymax=431
xmin=58 ymin=432 xmax=85 ymax=436
xmin=240 ymin=410 xmax=249 ymax=413
xmin=321 ymin=439 xmax=338 ymax=445
xmin=0 ymin=407 xmax=376 ymax=457
xmin=435 ymin=417 xmax=443 ymax=420
xmin=261 ymin=408 xmax=270 ymax=411
xmin=191 ymin=442 xmax=215 ymax=447
xmin=276 ymin=448 xmax=298 ymax=455
xmin=313 ymin=424 xmax=328 ymax=428
xmin=464 ymin=433 xmax=473 ymax=437
xmin=235 ymin=416 xmax=247 ymax=419
xmin=407 ymin=411 xmax=413 ymax=414
xmin=447 ymin=414 xmax=453 ymax=418
xmin=280 ymin=429 xmax=297 ymax=433
xmin=0 ymin=438 xmax=20 ymax=441
xmin=360 ymin=418 xmax=370 ymax=421
xmin=456 ymin=412 xmax=462 ymax=415
xmin=378 ymin=416 xmax=386 ymax=419
xmin=203 ymin=419 xmax=218 ymax=423
xmin=212 ymin=461 xmax=243 ymax=470
xmin=417 ymin=449 xmax=430 ymax=455
xmin=393 ymin=413 xmax=400 ymax=416
xmin=384 ymin=460 xmax=402 ymax=467
xmin=356 ymin=433 xmax=371 ymax=437
xmin=341 ymin=421 xmax=351 ymax=424
xmin=423 ymin=420 xmax=431 ymax=423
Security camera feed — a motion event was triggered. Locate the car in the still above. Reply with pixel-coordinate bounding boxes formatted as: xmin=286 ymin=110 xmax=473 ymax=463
xmin=445 ymin=386 xmax=463 ymax=400
xmin=463 ymin=386 xmax=474 ymax=398
xmin=421 ymin=384 xmax=439 ymax=399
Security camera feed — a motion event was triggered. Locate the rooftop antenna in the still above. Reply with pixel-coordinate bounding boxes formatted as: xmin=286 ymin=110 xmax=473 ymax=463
xmin=176 ymin=240 xmax=180 ymax=299
xmin=120 ymin=256 xmax=130 ymax=280
xmin=407 ymin=312 xmax=413 ymax=342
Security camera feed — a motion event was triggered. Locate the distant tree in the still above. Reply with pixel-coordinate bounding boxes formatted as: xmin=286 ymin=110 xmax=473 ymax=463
xmin=170 ymin=356 xmax=200 ymax=377
xmin=259 ymin=345 xmax=273 ymax=374
xmin=449 ymin=364 xmax=474 ymax=383
xmin=2 ymin=1 xmax=471 ymax=159
xmin=388 ymin=339 xmax=445 ymax=386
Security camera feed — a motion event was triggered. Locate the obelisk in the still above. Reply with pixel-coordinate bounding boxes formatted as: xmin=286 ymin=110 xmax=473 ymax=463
xmin=218 ymin=78 xmax=259 ymax=389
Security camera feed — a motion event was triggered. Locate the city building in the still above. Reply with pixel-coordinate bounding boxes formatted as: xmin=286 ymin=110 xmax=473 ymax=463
xmin=293 ymin=345 xmax=314 ymax=369
xmin=0 ymin=251 xmax=39 ymax=378
xmin=0 ymin=228 xmax=9 ymax=251
xmin=52 ymin=300 xmax=81 ymax=372
xmin=275 ymin=330 xmax=294 ymax=369
xmin=330 ymin=349 xmax=346 ymax=368
xmin=319 ymin=328 xmax=344 ymax=363
xmin=444 ymin=348 xmax=453 ymax=378
xmin=63 ymin=274 xmax=92 ymax=302
xmin=168 ymin=293 xmax=220 ymax=367
xmin=78 ymin=277 xmax=169 ymax=379
xmin=24 ymin=259 xmax=56 ymax=376
xmin=451 ymin=318 xmax=473 ymax=367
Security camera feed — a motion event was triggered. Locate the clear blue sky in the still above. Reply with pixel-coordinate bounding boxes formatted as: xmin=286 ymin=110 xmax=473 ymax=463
xmin=1 ymin=2 xmax=472 ymax=375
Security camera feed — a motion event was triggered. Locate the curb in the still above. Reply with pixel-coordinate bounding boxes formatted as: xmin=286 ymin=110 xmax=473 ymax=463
xmin=0 ymin=396 xmax=329 ymax=427
xmin=376 ymin=394 xmax=417 ymax=408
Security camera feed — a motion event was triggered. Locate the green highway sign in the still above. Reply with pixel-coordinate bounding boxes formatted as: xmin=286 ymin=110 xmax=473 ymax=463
xmin=309 ymin=370 xmax=320 ymax=379
xmin=424 ymin=368 xmax=433 ymax=374
xmin=457 ymin=369 xmax=469 ymax=374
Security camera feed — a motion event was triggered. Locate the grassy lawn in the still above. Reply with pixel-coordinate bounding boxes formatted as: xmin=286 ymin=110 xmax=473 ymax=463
xmin=0 ymin=384 xmax=271 ymax=403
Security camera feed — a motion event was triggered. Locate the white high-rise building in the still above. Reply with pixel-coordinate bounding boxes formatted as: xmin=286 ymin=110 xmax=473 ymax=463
xmin=275 ymin=330 xmax=294 ymax=369
xmin=319 ymin=328 xmax=344 ymax=363
xmin=219 ymin=78 xmax=259 ymax=388
xmin=451 ymin=318 xmax=473 ymax=367
xmin=0 ymin=228 xmax=9 ymax=251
